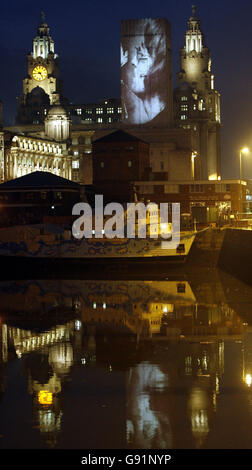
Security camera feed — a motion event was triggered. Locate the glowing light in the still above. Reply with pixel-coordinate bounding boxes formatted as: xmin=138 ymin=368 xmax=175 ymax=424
xmin=246 ymin=374 xmax=252 ymax=387
xmin=208 ymin=174 xmax=217 ymax=181
xmin=241 ymin=147 xmax=249 ymax=155
xmin=75 ymin=320 xmax=82 ymax=330
xmin=191 ymin=152 xmax=197 ymax=160
xmin=38 ymin=390 xmax=53 ymax=405
xmin=32 ymin=65 xmax=48 ymax=81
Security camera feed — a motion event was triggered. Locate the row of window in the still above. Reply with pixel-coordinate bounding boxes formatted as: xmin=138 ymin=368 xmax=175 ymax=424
xmin=0 ymin=191 xmax=64 ymax=201
xmin=137 ymin=184 xmax=232 ymax=194
xmin=75 ymin=107 xmax=122 ymax=115
xmin=100 ymin=160 xmax=132 ymax=168
xmin=82 ymin=117 xmax=120 ymax=123
xmin=96 ymin=146 xmax=135 ymax=153
xmin=18 ymin=140 xmax=62 ymax=155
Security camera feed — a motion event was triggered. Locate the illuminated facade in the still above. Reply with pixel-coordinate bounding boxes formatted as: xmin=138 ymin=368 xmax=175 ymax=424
xmin=121 ymin=18 xmax=173 ymax=127
xmin=65 ymin=98 xmax=122 ymax=125
xmin=174 ymin=6 xmax=221 ymax=180
xmin=17 ymin=12 xmax=63 ymax=124
xmin=44 ymin=104 xmax=71 ymax=141
xmin=2 ymin=131 xmax=72 ymax=182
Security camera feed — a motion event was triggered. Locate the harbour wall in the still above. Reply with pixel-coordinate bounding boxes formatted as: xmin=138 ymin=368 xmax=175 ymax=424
xmin=186 ymin=227 xmax=226 ymax=269
xmin=218 ymin=228 xmax=252 ymax=286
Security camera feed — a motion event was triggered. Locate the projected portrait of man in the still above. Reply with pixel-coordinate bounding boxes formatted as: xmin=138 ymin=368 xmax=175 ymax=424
xmin=121 ymin=19 xmax=168 ymax=125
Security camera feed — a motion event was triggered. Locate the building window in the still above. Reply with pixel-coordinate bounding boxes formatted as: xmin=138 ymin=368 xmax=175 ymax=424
xmin=73 ymin=150 xmax=79 ymax=156
xmin=181 ymin=105 xmax=188 ymax=111
xmin=193 ymin=104 xmax=197 ymax=110
xmin=117 ymin=107 xmax=122 ymax=113
xmin=128 ymin=161 xmax=132 ymax=168
xmin=181 ymin=96 xmax=188 ymax=101
xmin=138 ymin=185 xmax=154 ymax=194
xmin=96 ymin=108 xmax=103 ymax=114
xmin=190 ymin=184 xmax=204 ymax=193
xmin=76 ymin=109 xmax=82 ymax=115
xmin=100 ymin=161 xmax=104 ymax=168
xmin=84 ymin=118 xmax=92 ymax=122
xmin=97 ymin=117 xmax=103 ymax=123
xmin=108 ymin=117 xmax=112 ymax=123
xmin=160 ymin=161 xmax=164 ymax=171
xmin=181 ymin=115 xmax=187 ymax=120
xmin=164 ymin=184 xmax=179 ymax=194
xmin=72 ymin=160 xmax=79 ymax=169
xmin=86 ymin=109 xmax=92 ymax=114
xmin=107 ymin=108 xmax=114 ymax=114
xmin=225 ymin=184 xmax=231 ymax=192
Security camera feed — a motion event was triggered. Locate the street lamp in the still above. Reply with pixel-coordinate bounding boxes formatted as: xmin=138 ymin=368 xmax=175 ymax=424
xmin=191 ymin=151 xmax=198 ymax=180
xmin=239 ymin=147 xmax=249 ymax=215
xmin=240 ymin=147 xmax=249 ymax=182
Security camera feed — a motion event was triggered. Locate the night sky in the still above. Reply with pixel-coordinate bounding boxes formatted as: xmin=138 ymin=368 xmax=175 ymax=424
xmin=1 ymin=0 xmax=252 ymax=179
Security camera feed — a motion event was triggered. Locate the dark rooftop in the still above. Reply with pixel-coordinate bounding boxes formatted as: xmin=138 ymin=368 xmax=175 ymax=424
xmin=0 ymin=171 xmax=80 ymax=190
xmin=94 ymin=129 xmax=147 ymax=144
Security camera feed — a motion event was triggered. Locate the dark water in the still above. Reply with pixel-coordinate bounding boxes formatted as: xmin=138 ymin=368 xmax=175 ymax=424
xmin=1 ymin=269 xmax=252 ymax=449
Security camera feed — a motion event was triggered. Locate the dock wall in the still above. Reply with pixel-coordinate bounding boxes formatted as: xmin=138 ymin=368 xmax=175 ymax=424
xmin=218 ymin=228 xmax=252 ymax=285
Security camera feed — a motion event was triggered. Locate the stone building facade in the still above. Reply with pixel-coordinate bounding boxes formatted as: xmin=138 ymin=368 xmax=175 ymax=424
xmin=17 ymin=12 xmax=63 ymax=124
xmin=173 ymin=6 xmax=221 ymax=180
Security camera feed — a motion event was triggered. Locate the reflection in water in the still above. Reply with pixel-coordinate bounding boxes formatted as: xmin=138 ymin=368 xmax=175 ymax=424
xmin=126 ymin=362 xmax=172 ymax=449
xmin=0 ymin=274 xmax=252 ymax=449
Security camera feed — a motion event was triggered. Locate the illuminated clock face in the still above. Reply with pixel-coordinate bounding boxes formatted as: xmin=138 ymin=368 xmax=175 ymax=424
xmin=33 ymin=65 xmax=48 ymax=81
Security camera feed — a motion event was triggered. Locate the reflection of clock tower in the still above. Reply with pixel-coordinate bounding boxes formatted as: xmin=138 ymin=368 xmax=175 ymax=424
xmin=17 ymin=12 xmax=63 ymax=124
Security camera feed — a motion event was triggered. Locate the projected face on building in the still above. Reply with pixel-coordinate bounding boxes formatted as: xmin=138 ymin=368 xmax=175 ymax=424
xmin=121 ymin=19 xmax=169 ymax=125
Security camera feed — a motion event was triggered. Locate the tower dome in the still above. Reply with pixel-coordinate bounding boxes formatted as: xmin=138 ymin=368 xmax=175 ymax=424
xmin=45 ymin=104 xmax=71 ymax=141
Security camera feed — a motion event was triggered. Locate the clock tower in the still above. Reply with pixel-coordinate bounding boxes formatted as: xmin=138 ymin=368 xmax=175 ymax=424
xmin=17 ymin=12 xmax=63 ymax=124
